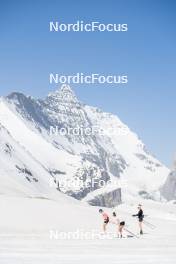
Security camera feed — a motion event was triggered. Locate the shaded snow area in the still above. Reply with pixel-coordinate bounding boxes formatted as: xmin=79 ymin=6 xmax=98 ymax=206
xmin=0 ymin=195 xmax=176 ymax=264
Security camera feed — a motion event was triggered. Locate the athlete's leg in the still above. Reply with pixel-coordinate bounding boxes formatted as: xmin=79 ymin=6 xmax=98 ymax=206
xmin=103 ymin=223 xmax=107 ymax=232
xmin=139 ymin=221 xmax=143 ymax=234
xmin=118 ymin=225 xmax=123 ymax=237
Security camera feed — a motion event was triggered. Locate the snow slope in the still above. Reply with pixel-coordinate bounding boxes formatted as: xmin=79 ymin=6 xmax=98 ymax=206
xmin=85 ymin=105 xmax=168 ymax=200
xmin=0 ymin=98 xmax=106 ymax=199
xmin=0 ymin=195 xmax=176 ymax=264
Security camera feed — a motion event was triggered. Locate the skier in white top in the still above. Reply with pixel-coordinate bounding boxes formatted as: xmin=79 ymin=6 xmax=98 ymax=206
xmin=112 ymin=211 xmax=125 ymax=238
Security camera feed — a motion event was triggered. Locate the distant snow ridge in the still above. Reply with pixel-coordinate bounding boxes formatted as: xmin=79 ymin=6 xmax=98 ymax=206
xmin=0 ymin=85 xmax=169 ymax=206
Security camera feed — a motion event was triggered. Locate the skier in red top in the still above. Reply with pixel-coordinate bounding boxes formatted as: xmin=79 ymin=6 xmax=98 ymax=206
xmin=99 ymin=209 xmax=110 ymax=233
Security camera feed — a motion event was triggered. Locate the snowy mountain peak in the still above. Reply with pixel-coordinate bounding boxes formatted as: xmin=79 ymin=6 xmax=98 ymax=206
xmin=60 ymin=84 xmax=74 ymax=93
xmin=47 ymin=84 xmax=79 ymax=105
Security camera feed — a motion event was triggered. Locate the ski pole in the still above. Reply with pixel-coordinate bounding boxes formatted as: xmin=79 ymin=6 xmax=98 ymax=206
xmin=124 ymin=228 xmax=139 ymax=239
xmin=132 ymin=215 xmax=156 ymax=229
xmin=110 ymin=221 xmax=139 ymax=238
xmin=144 ymin=220 xmax=156 ymax=228
xmin=143 ymin=220 xmax=156 ymax=229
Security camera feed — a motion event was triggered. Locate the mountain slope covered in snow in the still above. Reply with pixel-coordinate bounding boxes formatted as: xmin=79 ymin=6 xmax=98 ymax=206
xmin=0 ymin=85 xmax=169 ymax=205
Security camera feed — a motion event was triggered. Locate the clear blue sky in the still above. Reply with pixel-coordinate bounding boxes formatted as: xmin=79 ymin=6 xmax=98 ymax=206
xmin=0 ymin=0 xmax=176 ymax=167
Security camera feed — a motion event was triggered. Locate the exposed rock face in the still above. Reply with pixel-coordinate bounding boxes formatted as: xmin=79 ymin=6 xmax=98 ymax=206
xmin=161 ymin=170 xmax=176 ymax=201
xmin=88 ymin=189 xmax=122 ymax=208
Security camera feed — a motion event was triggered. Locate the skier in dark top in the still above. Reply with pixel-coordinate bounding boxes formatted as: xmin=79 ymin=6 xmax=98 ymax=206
xmin=132 ymin=204 xmax=144 ymax=235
